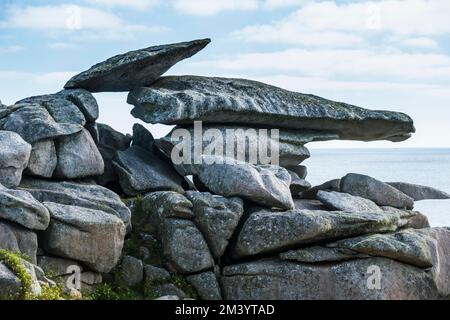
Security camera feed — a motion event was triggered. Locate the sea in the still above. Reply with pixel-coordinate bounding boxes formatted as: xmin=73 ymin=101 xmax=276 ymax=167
xmin=304 ymin=148 xmax=450 ymax=228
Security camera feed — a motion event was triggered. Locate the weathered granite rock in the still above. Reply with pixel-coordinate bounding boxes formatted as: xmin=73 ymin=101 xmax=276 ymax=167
xmin=118 ymin=256 xmax=144 ymax=286
xmin=37 ymin=256 xmax=83 ymax=276
xmin=232 ymin=208 xmax=416 ymax=258
xmin=160 ymin=219 xmax=214 ymax=274
xmin=317 ymin=191 xmax=382 ymax=213
xmin=57 ymin=89 xmax=99 ymax=122
xmin=186 ymin=192 xmax=244 ymax=259
xmin=288 ymin=170 xmax=311 ymax=195
xmin=285 ymin=165 xmax=307 ymax=179
xmin=0 ymin=131 xmax=31 ymax=188
xmin=54 ymin=129 xmax=105 ymax=179
xmin=381 ymin=206 xmax=430 ymax=229
xmin=388 ymin=182 xmax=450 ymax=201
xmin=153 ymin=284 xmax=187 ymax=299
xmin=25 ymin=140 xmax=57 ymax=178
xmin=0 ymin=262 xmax=22 ymax=298
xmin=42 ymin=202 xmax=126 ymax=273
xmin=128 ymin=76 xmax=415 ymax=142
xmin=0 ymin=183 xmax=50 ymax=230
xmin=187 ymin=272 xmax=222 ymax=300
xmin=113 ymin=146 xmax=184 ymax=196
xmin=0 ymin=221 xmax=38 ymax=264
xmin=65 ymin=39 xmax=211 ymax=92
xmin=341 ymin=174 xmax=414 ymax=209
xmin=294 ymin=199 xmax=328 ymax=211
xmin=132 ymin=123 xmax=156 ymax=152
xmin=19 ymin=178 xmax=131 ymax=231
xmin=300 ymin=179 xmax=341 ymax=200
xmin=0 ymin=104 xmax=83 ymax=143
xmin=280 ymin=246 xmax=368 ymax=263
xmin=221 ymin=256 xmax=448 ymax=300
xmin=86 ymin=122 xmax=99 ymax=144
xmin=144 ymin=265 xmax=170 ymax=285
xmin=328 ymin=229 xmax=437 ymax=268
xmin=191 ymin=156 xmax=294 ymax=210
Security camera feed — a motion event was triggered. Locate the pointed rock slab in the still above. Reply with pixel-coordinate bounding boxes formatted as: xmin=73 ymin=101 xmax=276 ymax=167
xmin=25 ymin=140 xmax=57 ymax=178
xmin=128 ymin=76 xmax=415 ymax=142
xmin=19 ymin=178 xmax=131 ymax=232
xmin=232 ymin=208 xmax=417 ymax=259
xmin=317 ymin=191 xmax=382 ymax=213
xmin=280 ymin=246 xmax=368 ymax=263
xmin=190 ymin=156 xmax=294 ymax=210
xmin=0 ymin=131 xmax=31 ymax=188
xmin=65 ymin=39 xmax=211 ymax=92
xmin=328 ymin=229 xmax=438 ymax=268
xmin=42 ymin=202 xmax=126 ymax=273
xmin=186 ymin=192 xmax=244 ymax=259
xmin=113 ymin=146 xmax=185 ymax=196
xmin=0 ymin=184 xmax=50 ymax=231
xmin=0 ymin=104 xmax=83 ymax=144
xmin=54 ymin=129 xmax=105 ymax=179
xmin=0 ymin=221 xmax=38 ymax=264
xmin=160 ymin=218 xmax=214 ymax=274
xmin=387 ymin=182 xmax=450 ymax=201
xmin=340 ymin=174 xmax=414 ymax=209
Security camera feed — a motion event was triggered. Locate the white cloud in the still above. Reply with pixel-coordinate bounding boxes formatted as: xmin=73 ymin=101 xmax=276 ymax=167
xmin=263 ymin=0 xmax=307 ymax=9
xmin=33 ymin=72 xmax=77 ymax=86
xmin=172 ymin=0 xmax=259 ymax=16
xmin=0 ymin=45 xmax=25 ymax=53
xmin=400 ymin=37 xmax=439 ymax=49
xmin=84 ymin=0 xmax=161 ymax=10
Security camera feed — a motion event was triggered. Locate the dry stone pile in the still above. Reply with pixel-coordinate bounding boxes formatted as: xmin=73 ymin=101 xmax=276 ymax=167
xmin=0 ymin=38 xmax=449 ymax=300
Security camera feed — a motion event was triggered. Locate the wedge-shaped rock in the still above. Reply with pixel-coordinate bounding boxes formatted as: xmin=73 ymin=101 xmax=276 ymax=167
xmin=25 ymin=140 xmax=57 ymax=178
xmin=19 ymin=178 xmax=131 ymax=232
xmin=340 ymin=173 xmax=414 ymax=209
xmin=190 ymin=156 xmax=294 ymax=210
xmin=0 ymin=131 xmax=31 ymax=188
xmin=0 ymin=183 xmax=50 ymax=230
xmin=0 ymin=104 xmax=83 ymax=143
xmin=65 ymin=39 xmax=211 ymax=92
xmin=0 ymin=221 xmax=38 ymax=264
xmin=388 ymin=182 xmax=450 ymax=201
xmin=317 ymin=191 xmax=382 ymax=213
xmin=186 ymin=191 xmax=244 ymax=259
xmin=328 ymin=229 xmax=437 ymax=268
xmin=128 ymin=76 xmax=415 ymax=142
xmin=113 ymin=146 xmax=185 ymax=196
xmin=232 ymin=208 xmax=416 ymax=258
xmin=42 ymin=202 xmax=126 ymax=273
xmin=160 ymin=218 xmax=214 ymax=274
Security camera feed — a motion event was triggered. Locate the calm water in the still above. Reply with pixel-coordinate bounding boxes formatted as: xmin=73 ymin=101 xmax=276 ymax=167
xmin=304 ymin=148 xmax=450 ymax=227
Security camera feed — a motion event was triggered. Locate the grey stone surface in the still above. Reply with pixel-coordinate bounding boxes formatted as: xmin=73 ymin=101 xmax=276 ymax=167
xmin=160 ymin=219 xmax=214 ymax=274
xmin=0 ymin=262 xmax=22 ymax=298
xmin=54 ymin=129 xmax=105 ymax=179
xmin=0 ymin=183 xmax=50 ymax=230
xmin=65 ymin=39 xmax=211 ymax=92
xmin=294 ymin=199 xmax=328 ymax=211
xmin=232 ymin=208 xmax=416 ymax=258
xmin=186 ymin=191 xmax=244 ymax=259
xmin=20 ymin=178 xmax=131 ymax=231
xmin=300 ymin=179 xmax=341 ymax=200
xmin=113 ymin=146 xmax=184 ymax=196
xmin=42 ymin=202 xmax=126 ymax=273
xmin=153 ymin=284 xmax=187 ymax=299
xmin=128 ymin=76 xmax=415 ymax=142
xmin=388 ymin=182 xmax=450 ymax=201
xmin=144 ymin=265 xmax=170 ymax=284
xmin=280 ymin=246 xmax=368 ymax=263
xmin=132 ymin=123 xmax=156 ymax=152
xmin=57 ymin=89 xmax=99 ymax=122
xmin=340 ymin=174 xmax=414 ymax=209
xmin=187 ymin=272 xmax=222 ymax=300
xmin=288 ymin=170 xmax=311 ymax=195
xmin=37 ymin=256 xmax=83 ymax=276
xmin=0 ymin=131 xmax=31 ymax=188
xmin=118 ymin=256 xmax=144 ymax=286
xmin=285 ymin=165 xmax=307 ymax=179
xmin=25 ymin=140 xmax=57 ymax=178
xmin=0 ymin=221 xmax=38 ymax=264
xmin=317 ymin=191 xmax=382 ymax=213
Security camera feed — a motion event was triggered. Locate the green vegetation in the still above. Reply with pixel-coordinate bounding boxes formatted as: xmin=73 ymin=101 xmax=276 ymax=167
xmin=0 ymin=249 xmax=34 ymax=300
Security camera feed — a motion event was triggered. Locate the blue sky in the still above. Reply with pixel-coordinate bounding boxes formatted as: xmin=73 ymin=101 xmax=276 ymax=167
xmin=1 ymin=0 xmax=449 ymax=148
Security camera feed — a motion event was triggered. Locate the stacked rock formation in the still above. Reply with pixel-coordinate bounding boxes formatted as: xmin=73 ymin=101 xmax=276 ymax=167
xmin=0 ymin=38 xmax=449 ymax=300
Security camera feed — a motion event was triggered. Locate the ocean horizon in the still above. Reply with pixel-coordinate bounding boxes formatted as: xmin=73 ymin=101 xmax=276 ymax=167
xmin=305 ymin=147 xmax=450 ymax=228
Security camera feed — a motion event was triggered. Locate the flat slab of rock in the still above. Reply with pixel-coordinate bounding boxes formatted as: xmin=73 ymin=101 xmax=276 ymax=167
xmin=128 ymin=76 xmax=415 ymax=142
xmin=65 ymin=39 xmax=211 ymax=92
xmin=340 ymin=174 xmax=414 ymax=209
xmin=19 ymin=178 xmax=131 ymax=232
xmin=42 ymin=202 xmax=126 ymax=273
xmin=25 ymin=140 xmax=57 ymax=178
xmin=186 ymin=192 xmax=244 ymax=259
xmin=160 ymin=218 xmax=214 ymax=274
xmin=232 ymin=208 xmax=416 ymax=258
xmin=388 ymin=182 xmax=450 ymax=201
xmin=280 ymin=246 xmax=368 ymax=263
xmin=0 ymin=221 xmax=38 ymax=264
xmin=0 ymin=131 xmax=31 ymax=188
xmin=294 ymin=199 xmax=328 ymax=211
xmin=299 ymin=179 xmax=341 ymax=199
xmin=317 ymin=191 xmax=382 ymax=213
xmin=113 ymin=146 xmax=185 ymax=196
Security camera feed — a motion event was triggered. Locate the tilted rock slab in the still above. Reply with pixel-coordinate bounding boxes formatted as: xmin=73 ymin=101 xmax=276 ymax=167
xmin=42 ymin=202 xmax=126 ymax=273
xmin=317 ymin=190 xmax=382 ymax=213
xmin=0 ymin=131 xmax=31 ymax=188
xmin=65 ymin=39 xmax=211 ymax=92
xmin=0 ymin=221 xmax=38 ymax=264
xmin=388 ymin=182 xmax=450 ymax=201
xmin=128 ymin=76 xmax=415 ymax=142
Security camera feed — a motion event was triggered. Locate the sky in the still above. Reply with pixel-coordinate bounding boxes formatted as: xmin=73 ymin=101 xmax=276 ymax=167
xmin=0 ymin=0 xmax=449 ymax=148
